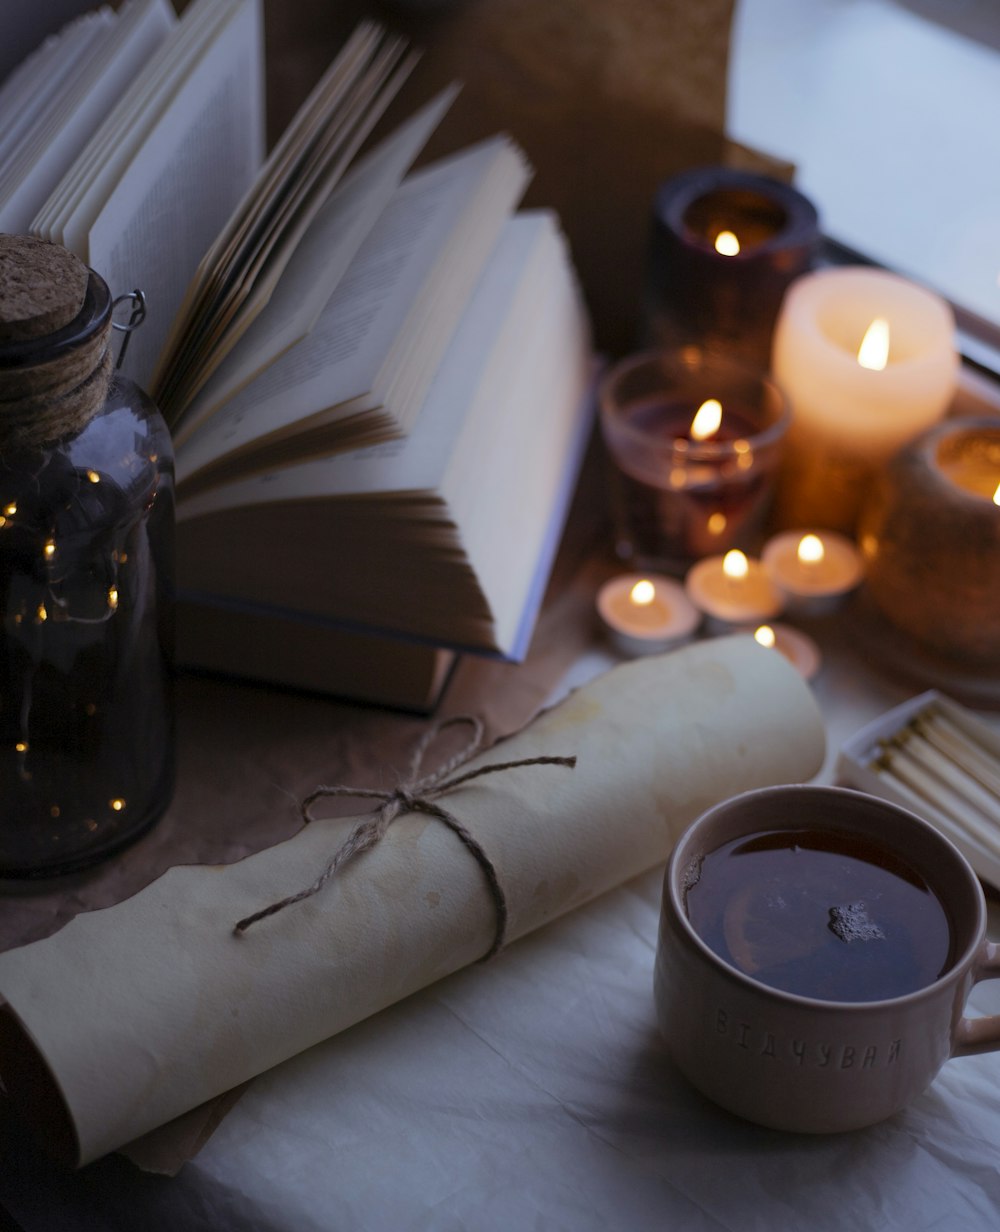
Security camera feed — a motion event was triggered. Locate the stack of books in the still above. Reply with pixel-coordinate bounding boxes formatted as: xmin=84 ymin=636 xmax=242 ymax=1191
xmin=2 ymin=0 xmax=595 ymax=710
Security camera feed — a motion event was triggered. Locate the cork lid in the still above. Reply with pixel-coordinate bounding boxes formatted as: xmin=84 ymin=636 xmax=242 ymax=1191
xmin=0 ymin=234 xmax=90 ymax=343
xmin=0 ymin=235 xmax=113 ymax=450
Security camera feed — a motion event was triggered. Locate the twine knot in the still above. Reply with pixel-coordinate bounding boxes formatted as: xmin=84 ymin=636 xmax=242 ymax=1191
xmin=234 ymin=716 xmax=576 ymax=960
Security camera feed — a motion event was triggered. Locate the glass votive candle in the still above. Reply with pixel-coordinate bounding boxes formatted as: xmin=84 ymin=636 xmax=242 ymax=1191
xmin=643 ymin=166 xmax=820 ymax=370
xmin=600 ymin=348 xmax=790 ymax=575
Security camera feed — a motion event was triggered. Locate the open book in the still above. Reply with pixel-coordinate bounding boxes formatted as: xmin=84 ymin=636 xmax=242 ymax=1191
xmin=176 ymin=210 xmax=594 ymax=658
xmin=8 ymin=0 xmax=594 ymax=667
xmin=171 ymin=130 xmax=530 ymax=484
xmin=13 ymin=0 xmax=430 ymax=397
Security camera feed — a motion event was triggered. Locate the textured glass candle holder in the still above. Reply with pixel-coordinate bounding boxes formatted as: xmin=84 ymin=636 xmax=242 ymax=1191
xmin=643 ymin=166 xmax=820 ymax=368
xmin=858 ymin=417 xmax=1000 ymax=667
xmin=600 ymin=349 xmax=790 ymax=576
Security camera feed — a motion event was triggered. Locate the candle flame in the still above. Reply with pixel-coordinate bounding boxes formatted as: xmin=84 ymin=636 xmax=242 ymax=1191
xmin=857 ymin=317 xmax=890 ymax=371
xmin=797 ymin=533 xmax=825 ymax=566
xmin=690 ymin=398 xmax=723 ymax=442
xmin=754 ymin=625 xmax=776 ymax=649
xmin=630 ymin=579 xmax=656 ymax=606
xmin=714 ymin=230 xmax=740 ymax=256
xmin=994 ymin=482 xmax=1000 ymax=507
xmin=723 ymin=549 xmax=749 ymax=580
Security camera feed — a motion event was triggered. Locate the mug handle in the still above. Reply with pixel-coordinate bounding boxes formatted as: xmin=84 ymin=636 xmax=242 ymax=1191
xmin=953 ymin=941 xmax=1000 ymax=1056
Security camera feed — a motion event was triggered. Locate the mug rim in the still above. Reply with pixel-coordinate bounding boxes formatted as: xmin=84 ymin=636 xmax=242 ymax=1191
xmin=667 ymin=782 xmax=987 ymax=1011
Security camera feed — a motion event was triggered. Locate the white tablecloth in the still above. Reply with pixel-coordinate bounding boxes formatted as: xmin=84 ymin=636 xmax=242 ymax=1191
xmin=3 ymin=615 xmax=1000 ymax=1231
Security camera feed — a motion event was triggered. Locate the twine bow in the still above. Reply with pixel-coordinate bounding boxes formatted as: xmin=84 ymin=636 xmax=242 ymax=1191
xmin=234 ymin=716 xmax=577 ymax=960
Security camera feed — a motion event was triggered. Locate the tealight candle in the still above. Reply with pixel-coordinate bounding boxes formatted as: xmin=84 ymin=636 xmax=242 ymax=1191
xmin=684 ymin=549 xmax=784 ymax=632
xmin=751 ymin=622 xmax=821 ymax=681
xmin=597 ymin=573 xmax=701 ymax=657
xmin=761 ymin=529 xmax=864 ymax=615
xmin=643 ymin=166 xmax=820 ymax=369
xmin=771 ymin=266 xmax=959 ymax=534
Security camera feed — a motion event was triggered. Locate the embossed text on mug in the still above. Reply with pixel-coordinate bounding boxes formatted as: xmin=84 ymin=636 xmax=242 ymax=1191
xmin=714 ymin=1007 xmax=902 ymax=1069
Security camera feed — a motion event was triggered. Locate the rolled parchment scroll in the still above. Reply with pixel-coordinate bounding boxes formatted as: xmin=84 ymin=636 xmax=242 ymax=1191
xmin=0 ymin=636 xmax=825 ymax=1165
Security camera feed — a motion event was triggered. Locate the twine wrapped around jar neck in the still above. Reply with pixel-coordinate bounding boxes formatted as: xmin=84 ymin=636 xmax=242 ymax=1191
xmin=0 ymin=235 xmax=114 ymax=452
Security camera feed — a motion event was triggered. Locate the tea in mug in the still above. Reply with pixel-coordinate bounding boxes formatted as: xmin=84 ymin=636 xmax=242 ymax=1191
xmin=684 ymin=827 xmax=955 ymax=1002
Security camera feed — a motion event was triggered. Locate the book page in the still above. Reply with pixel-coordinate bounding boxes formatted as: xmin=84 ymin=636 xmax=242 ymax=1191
xmin=0 ymin=13 xmax=102 ymax=169
xmin=174 ymin=136 xmax=527 ymax=483
xmin=151 ymin=22 xmax=413 ymax=419
xmin=46 ymin=0 xmax=222 ymax=251
xmin=0 ymin=0 xmax=174 ymax=237
xmin=159 ymin=22 xmax=385 ymax=356
xmin=0 ymin=14 xmax=113 ymax=222
xmin=33 ymin=0 xmax=180 ymax=244
xmin=176 ymin=213 xmax=539 ymax=506
xmin=87 ymin=0 xmax=264 ymax=390
xmin=159 ymin=41 xmax=417 ymax=420
xmin=456 ymin=227 xmax=592 ymax=654
xmin=176 ymin=85 xmax=459 ymax=431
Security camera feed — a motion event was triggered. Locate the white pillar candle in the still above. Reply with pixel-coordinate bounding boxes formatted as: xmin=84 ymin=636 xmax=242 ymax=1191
xmin=684 ymin=549 xmax=784 ymax=631
xmin=596 ymin=573 xmax=701 ymax=657
xmin=771 ymin=266 xmax=958 ymax=534
xmin=761 ymin=529 xmax=864 ymax=615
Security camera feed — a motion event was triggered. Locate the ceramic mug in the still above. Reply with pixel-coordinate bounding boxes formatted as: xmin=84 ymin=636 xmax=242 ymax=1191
xmin=654 ymin=784 xmax=1000 ymax=1133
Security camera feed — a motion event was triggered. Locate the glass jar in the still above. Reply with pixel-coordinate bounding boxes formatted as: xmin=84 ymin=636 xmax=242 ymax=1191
xmin=0 ymin=237 xmax=175 ymax=877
